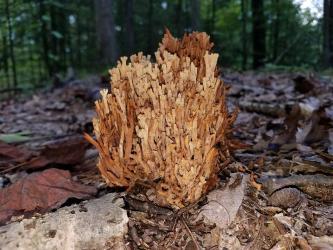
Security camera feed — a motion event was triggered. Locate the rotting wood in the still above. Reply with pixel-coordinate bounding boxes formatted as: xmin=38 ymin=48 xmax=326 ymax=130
xmin=85 ymin=30 xmax=238 ymax=208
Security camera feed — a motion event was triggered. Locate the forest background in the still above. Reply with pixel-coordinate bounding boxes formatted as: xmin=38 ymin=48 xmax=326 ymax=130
xmin=0 ymin=0 xmax=331 ymax=92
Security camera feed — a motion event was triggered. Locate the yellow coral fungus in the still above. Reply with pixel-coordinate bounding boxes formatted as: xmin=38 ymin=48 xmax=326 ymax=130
xmin=85 ymin=30 xmax=237 ymax=208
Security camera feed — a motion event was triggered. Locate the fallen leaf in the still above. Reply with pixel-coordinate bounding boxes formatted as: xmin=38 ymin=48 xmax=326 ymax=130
xmin=39 ymin=135 xmax=88 ymax=165
xmin=0 ymin=168 xmax=97 ymax=225
xmin=22 ymin=135 xmax=88 ymax=171
xmin=0 ymin=141 xmax=31 ymax=161
xmin=296 ymin=120 xmax=313 ymax=144
xmin=273 ymin=213 xmax=294 ymax=231
xmin=200 ymin=174 xmax=249 ymax=229
xmin=308 ymin=235 xmax=333 ymax=250
xmin=299 ymin=97 xmax=320 ymax=118
xmin=270 ymin=104 xmax=301 ymax=147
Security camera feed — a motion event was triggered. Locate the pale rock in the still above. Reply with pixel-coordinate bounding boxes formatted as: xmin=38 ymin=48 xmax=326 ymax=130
xmin=0 ymin=193 xmax=128 ymax=250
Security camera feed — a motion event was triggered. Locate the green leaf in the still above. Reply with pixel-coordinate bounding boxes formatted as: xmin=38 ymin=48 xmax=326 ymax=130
xmin=51 ymin=31 xmax=63 ymax=39
xmin=41 ymin=15 xmax=51 ymax=22
xmin=0 ymin=132 xmax=32 ymax=143
xmin=48 ymin=53 xmax=60 ymax=61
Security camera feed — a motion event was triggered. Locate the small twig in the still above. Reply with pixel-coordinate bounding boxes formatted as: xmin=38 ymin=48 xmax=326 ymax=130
xmin=245 ymin=215 xmax=265 ymax=250
xmin=124 ymin=195 xmax=173 ymax=216
xmin=181 ymin=215 xmax=201 ymax=250
xmin=0 ymin=161 xmax=28 ymax=174
xmin=128 ymin=221 xmax=141 ymax=247
xmin=176 ymin=195 xmax=207 ymax=217
xmin=128 ymin=221 xmax=149 ymax=249
xmin=171 ymin=216 xmax=179 ymax=232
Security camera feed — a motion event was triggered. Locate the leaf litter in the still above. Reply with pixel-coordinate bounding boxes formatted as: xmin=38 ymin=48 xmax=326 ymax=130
xmin=0 ymin=168 xmax=97 ymax=225
xmin=0 ymin=72 xmax=332 ymax=249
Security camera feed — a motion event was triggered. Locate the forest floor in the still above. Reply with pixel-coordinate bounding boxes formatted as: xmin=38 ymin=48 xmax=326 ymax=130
xmin=0 ymin=72 xmax=333 ymax=249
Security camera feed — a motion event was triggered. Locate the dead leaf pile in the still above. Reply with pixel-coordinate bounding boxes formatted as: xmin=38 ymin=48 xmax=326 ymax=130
xmin=0 ymin=79 xmax=103 ymax=224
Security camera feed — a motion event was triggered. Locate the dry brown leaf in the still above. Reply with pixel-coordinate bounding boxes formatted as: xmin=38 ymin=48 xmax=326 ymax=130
xmin=0 ymin=141 xmax=31 ymax=162
xmin=0 ymin=168 xmax=97 ymax=225
xmin=41 ymin=136 xmax=87 ymax=164
xmin=200 ymin=174 xmax=249 ymax=230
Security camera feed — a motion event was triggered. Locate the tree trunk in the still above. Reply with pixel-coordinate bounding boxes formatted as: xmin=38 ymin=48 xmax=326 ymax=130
xmin=241 ymin=0 xmax=248 ymax=70
xmin=1 ymin=30 xmax=10 ymax=88
xmin=146 ymin=0 xmax=153 ymax=55
xmin=323 ymin=0 xmax=333 ymax=67
xmin=190 ymin=0 xmax=200 ymax=31
xmin=94 ymin=0 xmax=119 ymax=66
xmin=175 ymin=0 xmax=183 ymax=36
xmin=58 ymin=10 xmax=68 ymax=72
xmin=4 ymin=0 xmax=17 ymax=89
xmin=251 ymin=0 xmax=266 ymax=69
xmin=50 ymin=4 xmax=66 ymax=73
xmin=38 ymin=0 xmax=51 ymax=76
xmin=76 ymin=13 xmax=82 ymax=68
xmin=210 ymin=0 xmax=216 ymax=41
xmin=273 ymin=0 xmax=280 ymax=61
xmin=67 ymin=19 xmax=74 ymax=68
xmin=28 ymin=40 xmax=37 ymax=86
xmin=124 ymin=0 xmax=134 ymax=55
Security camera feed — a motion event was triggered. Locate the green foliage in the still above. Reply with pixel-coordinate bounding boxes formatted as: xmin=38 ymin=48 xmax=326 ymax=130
xmin=0 ymin=0 xmax=325 ymax=92
xmin=214 ymin=1 xmax=243 ymax=67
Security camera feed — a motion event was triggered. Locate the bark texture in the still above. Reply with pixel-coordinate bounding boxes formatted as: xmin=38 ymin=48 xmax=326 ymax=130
xmin=252 ymin=0 xmax=266 ymax=69
xmin=94 ymin=0 xmax=118 ymax=65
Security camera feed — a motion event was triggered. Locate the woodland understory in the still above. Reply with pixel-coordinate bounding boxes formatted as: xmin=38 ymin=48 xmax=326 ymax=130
xmin=1 ymin=0 xmax=333 ymax=248
xmin=0 ymin=69 xmax=332 ymax=249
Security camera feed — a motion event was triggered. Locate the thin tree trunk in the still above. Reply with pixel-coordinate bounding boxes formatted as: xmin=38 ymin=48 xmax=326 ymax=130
xmin=28 ymin=40 xmax=36 ymax=86
xmin=87 ymin=0 xmax=97 ymax=68
xmin=324 ymin=0 xmax=329 ymax=66
xmin=4 ymin=0 xmax=18 ymax=89
xmin=210 ymin=0 xmax=216 ymax=40
xmin=37 ymin=53 xmax=43 ymax=83
xmin=1 ymin=31 xmax=10 ymax=89
xmin=273 ymin=0 xmax=280 ymax=61
xmin=38 ymin=0 xmax=51 ymax=76
xmin=185 ymin=0 xmax=191 ymax=31
xmin=323 ymin=0 xmax=333 ymax=67
xmin=274 ymin=32 xmax=302 ymax=64
xmin=76 ymin=14 xmax=82 ymax=68
xmin=205 ymin=0 xmax=210 ymax=33
xmin=67 ymin=19 xmax=74 ymax=68
xmin=190 ymin=0 xmax=200 ymax=31
xmin=94 ymin=0 xmax=119 ymax=65
xmin=251 ymin=0 xmax=266 ymax=69
xmin=175 ymin=0 xmax=183 ymax=36
xmin=58 ymin=9 xmax=67 ymax=72
xmin=147 ymin=0 xmax=153 ymax=55
xmin=241 ymin=0 xmax=248 ymax=70
xmin=124 ymin=0 xmax=134 ymax=55
xmin=50 ymin=4 xmax=60 ymax=73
